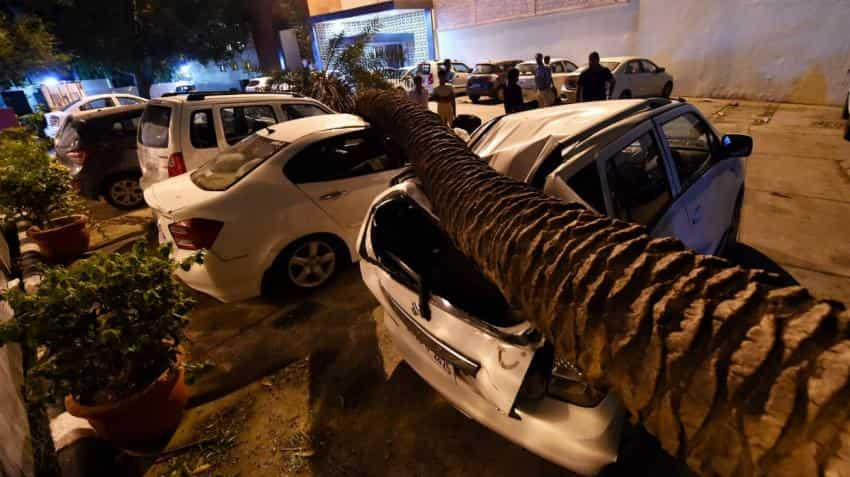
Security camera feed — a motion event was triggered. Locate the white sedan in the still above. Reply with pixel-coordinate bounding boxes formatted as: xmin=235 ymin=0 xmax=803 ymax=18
xmin=358 ymin=99 xmax=752 ymax=475
xmin=44 ymin=93 xmax=147 ymax=138
xmin=144 ymin=114 xmax=406 ymax=302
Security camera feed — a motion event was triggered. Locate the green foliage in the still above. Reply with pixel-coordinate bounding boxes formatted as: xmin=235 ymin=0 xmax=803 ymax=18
xmin=269 ymin=25 xmax=393 ymax=113
xmin=0 ymin=132 xmax=81 ymax=226
xmin=0 ymin=242 xmax=203 ymax=405
xmin=19 ymin=105 xmax=49 ymax=139
xmin=23 ymin=0 xmax=248 ymax=96
xmin=0 ymin=12 xmax=69 ymax=86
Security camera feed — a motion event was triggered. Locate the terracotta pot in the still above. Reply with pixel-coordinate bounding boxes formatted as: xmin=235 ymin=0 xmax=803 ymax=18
xmin=65 ymin=368 xmax=188 ymax=446
xmin=26 ymin=214 xmax=90 ymax=263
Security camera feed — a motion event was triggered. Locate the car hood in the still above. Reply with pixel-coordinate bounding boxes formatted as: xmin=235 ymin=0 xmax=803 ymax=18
xmin=143 ymin=173 xmax=218 ymax=216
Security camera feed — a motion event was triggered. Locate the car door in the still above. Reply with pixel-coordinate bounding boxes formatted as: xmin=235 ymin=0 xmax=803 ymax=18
xmin=452 ymin=63 xmax=470 ymax=93
xmin=620 ymin=60 xmax=642 ymax=97
xmin=656 ymin=110 xmax=740 ymax=255
xmin=285 ymin=128 xmax=407 ymax=244
xmin=598 ymin=121 xmax=680 ymax=233
xmin=640 ymin=60 xmax=664 ymax=96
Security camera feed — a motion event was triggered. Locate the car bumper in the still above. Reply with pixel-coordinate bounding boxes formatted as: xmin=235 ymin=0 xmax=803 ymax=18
xmin=467 ymin=84 xmax=496 ymax=97
xmin=154 ymin=213 xmax=262 ymax=302
xmin=360 ymin=261 xmax=623 ymax=476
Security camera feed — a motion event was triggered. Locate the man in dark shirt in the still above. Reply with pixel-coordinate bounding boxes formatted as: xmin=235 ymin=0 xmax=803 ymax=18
xmin=504 ymin=67 xmax=523 ymax=114
xmin=577 ymin=52 xmax=615 ymax=102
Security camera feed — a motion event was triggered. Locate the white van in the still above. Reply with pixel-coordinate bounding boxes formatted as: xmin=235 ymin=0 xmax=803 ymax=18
xmin=137 ymin=91 xmax=333 ymax=189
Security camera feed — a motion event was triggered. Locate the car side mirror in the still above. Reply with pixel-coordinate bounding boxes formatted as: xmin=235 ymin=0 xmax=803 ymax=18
xmin=656 ymin=67 xmax=666 ymax=74
xmin=452 ymin=114 xmax=483 ymax=135
xmin=721 ymin=134 xmax=753 ymax=158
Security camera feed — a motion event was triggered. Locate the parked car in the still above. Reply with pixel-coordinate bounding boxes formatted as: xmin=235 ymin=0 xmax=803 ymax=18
xmin=563 ymin=56 xmax=674 ymax=102
xmin=245 ymin=76 xmax=273 ymax=92
xmin=466 ymin=60 xmax=522 ymax=103
xmin=137 ymin=91 xmax=334 ymax=190
xmin=516 ymin=58 xmax=579 ymax=103
xmin=404 ymin=60 xmax=472 ymax=94
xmin=44 ymin=93 xmax=147 ymax=139
xmin=144 ymin=114 xmax=407 ymax=302
xmin=357 ymin=98 xmax=752 ymax=475
xmin=55 ymin=104 xmax=147 ymax=209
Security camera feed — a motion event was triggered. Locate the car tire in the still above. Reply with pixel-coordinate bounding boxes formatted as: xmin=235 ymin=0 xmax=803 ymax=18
xmin=102 ymin=173 xmax=145 ymax=210
xmin=662 ymin=82 xmax=673 ymax=98
xmin=470 ymin=95 xmax=480 ymax=104
xmin=619 ymin=90 xmax=632 ymax=99
xmin=842 ymin=95 xmax=849 ymax=120
xmin=495 ymin=87 xmax=505 ymax=103
xmin=264 ymin=235 xmax=346 ymax=294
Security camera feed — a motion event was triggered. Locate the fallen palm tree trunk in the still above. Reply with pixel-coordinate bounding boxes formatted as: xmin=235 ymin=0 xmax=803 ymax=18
xmin=355 ymin=91 xmax=850 ymax=476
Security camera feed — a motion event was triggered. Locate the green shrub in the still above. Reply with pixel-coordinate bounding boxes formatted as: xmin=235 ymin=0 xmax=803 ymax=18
xmin=0 ymin=242 xmax=203 ymax=405
xmin=0 ymin=131 xmax=80 ymax=227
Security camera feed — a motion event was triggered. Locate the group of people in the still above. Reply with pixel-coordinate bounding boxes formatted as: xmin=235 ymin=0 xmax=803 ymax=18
xmin=504 ymin=51 xmax=616 ymax=114
xmin=407 ymin=58 xmax=457 ymax=125
xmin=406 ymin=52 xmax=617 ymax=123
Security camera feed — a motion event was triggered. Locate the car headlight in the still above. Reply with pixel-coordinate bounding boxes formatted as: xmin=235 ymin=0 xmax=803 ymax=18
xmin=547 ymin=357 xmax=605 ymax=407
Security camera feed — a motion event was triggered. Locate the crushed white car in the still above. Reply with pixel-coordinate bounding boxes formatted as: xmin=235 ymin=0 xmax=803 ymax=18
xmin=358 ymin=98 xmax=752 ymax=475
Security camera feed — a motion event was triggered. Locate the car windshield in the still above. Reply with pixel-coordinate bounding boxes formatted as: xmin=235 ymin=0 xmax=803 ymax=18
xmin=191 ymin=135 xmax=287 ymax=191
xmin=473 ymin=64 xmax=496 ymax=74
xmin=517 ymin=64 xmax=537 ymax=75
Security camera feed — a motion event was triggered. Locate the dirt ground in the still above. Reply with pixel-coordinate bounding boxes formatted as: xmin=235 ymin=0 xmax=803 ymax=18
xmin=135 ymin=97 xmax=850 ymax=477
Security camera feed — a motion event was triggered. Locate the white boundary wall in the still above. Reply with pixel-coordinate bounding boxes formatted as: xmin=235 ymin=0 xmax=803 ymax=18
xmin=437 ymin=0 xmax=850 ymax=105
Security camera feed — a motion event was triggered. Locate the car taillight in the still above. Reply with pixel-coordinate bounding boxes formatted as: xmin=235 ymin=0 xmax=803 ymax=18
xmin=168 ymin=218 xmax=223 ymax=250
xmin=67 ymin=148 xmax=89 ymax=166
xmin=546 ymin=357 xmax=605 ymax=407
xmin=167 ymin=152 xmax=187 ymax=177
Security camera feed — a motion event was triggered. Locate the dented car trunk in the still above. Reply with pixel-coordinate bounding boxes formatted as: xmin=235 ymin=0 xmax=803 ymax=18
xmin=358 ymin=181 xmax=623 ymax=475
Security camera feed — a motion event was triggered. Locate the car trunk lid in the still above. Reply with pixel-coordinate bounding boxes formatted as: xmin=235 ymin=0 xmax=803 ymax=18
xmin=362 ymin=185 xmax=539 ymax=415
xmin=142 ymin=173 xmax=217 ymax=216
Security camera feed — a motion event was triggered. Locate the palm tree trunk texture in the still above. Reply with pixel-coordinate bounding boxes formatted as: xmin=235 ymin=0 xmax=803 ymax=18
xmin=355 ymin=91 xmax=850 ymax=476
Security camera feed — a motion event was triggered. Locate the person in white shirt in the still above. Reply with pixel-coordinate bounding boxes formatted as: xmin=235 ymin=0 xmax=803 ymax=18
xmin=408 ymin=75 xmax=429 ymax=106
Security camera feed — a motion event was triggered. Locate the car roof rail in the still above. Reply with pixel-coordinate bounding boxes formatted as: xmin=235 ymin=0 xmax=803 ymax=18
xmin=186 ymin=90 xmax=303 ymax=101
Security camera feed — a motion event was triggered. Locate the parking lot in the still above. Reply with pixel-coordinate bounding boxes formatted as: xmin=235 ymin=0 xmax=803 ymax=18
xmin=139 ymin=97 xmax=850 ymax=476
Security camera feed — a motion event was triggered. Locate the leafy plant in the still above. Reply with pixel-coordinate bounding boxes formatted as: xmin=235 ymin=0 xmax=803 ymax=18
xmin=0 ymin=12 xmax=69 ymax=87
xmin=269 ymin=24 xmax=394 ymax=113
xmin=0 ymin=242 xmax=203 ymax=405
xmin=0 ymin=131 xmax=82 ymax=227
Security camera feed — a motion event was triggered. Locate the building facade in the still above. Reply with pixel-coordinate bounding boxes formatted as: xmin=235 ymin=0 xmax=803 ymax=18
xmin=308 ymin=1 xmax=437 ymax=69
xmin=434 ymin=0 xmax=850 ymax=105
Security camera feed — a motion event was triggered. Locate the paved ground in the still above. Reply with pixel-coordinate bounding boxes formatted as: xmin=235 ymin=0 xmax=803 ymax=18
xmin=137 ymin=97 xmax=850 ymax=477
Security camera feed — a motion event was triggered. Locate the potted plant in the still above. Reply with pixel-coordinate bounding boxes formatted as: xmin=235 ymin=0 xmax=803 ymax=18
xmin=0 ymin=242 xmax=203 ymax=445
xmin=0 ymin=130 xmax=89 ymax=262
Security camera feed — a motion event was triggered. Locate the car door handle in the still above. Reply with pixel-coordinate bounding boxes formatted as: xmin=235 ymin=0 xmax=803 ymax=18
xmin=692 ymin=205 xmax=702 ymax=225
xmin=320 ymin=190 xmax=347 ymax=201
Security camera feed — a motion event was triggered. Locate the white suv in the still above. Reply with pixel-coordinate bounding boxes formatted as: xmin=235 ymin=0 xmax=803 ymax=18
xmin=137 ymin=92 xmax=333 ymax=189
xmin=358 ymin=99 xmax=752 ymax=475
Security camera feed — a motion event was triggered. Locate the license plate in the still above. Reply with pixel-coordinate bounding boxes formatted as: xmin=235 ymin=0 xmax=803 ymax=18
xmin=429 ymin=349 xmax=456 ymax=379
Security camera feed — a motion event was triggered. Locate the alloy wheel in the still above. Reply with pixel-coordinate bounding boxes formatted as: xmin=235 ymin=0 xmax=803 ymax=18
xmin=287 ymin=240 xmax=337 ymax=288
xmin=108 ymin=178 xmax=144 ymax=208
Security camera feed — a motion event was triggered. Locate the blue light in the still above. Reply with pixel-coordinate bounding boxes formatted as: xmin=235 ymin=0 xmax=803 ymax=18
xmin=179 ymin=63 xmax=192 ymax=76
xmin=40 ymin=76 xmax=59 ymax=86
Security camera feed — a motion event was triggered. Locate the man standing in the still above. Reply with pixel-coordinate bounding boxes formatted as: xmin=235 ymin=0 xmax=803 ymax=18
xmin=503 ymin=67 xmax=523 ymax=114
xmin=534 ymin=53 xmax=554 ymax=107
xmin=577 ymin=52 xmax=615 ymax=102
xmin=443 ymin=58 xmax=455 ymax=85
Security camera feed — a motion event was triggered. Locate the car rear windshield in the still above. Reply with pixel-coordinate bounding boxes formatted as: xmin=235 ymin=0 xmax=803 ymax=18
xmin=139 ymin=105 xmax=172 ymax=148
xmin=248 ymin=80 xmax=260 ymax=86
xmin=473 ymin=64 xmax=496 ymax=74
xmin=518 ymin=64 xmax=536 ymax=75
xmin=191 ymin=135 xmax=287 ymax=191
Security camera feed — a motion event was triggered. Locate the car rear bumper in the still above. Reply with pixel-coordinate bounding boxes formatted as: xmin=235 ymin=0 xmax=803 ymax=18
xmin=467 ymin=84 xmax=497 ymax=97
xmin=153 ymin=213 xmax=262 ymax=302
xmin=360 ymin=261 xmax=623 ymax=476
